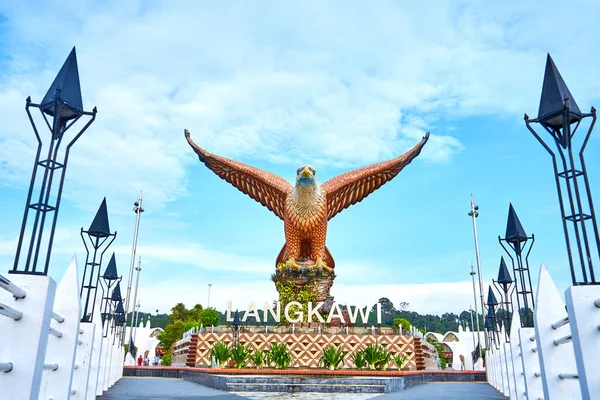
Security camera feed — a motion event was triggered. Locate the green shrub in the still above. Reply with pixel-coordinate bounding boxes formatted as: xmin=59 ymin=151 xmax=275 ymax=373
xmin=426 ymin=336 xmax=447 ymax=370
xmin=210 ymin=341 xmax=231 ymax=367
xmin=268 ymin=342 xmax=292 ymax=369
xmin=352 ymin=350 xmax=367 ymax=370
xmin=161 ymin=352 xmax=172 ymax=366
xmin=230 ymin=344 xmax=251 ymax=368
xmin=319 ymin=345 xmax=348 ymax=370
xmin=249 ymin=349 xmax=267 ymax=369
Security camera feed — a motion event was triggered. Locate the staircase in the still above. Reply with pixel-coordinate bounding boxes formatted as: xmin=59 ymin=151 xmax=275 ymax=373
xmin=225 ymin=375 xmax=404 ymax=393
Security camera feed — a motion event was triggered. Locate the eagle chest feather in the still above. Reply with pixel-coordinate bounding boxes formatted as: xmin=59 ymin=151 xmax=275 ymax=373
xmin=286 ymin=189 xmax=327 ymax=233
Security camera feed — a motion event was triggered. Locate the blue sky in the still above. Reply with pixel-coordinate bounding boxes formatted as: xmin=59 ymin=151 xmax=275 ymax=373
xmin=1 ymin=0 xmax=599 ymax=319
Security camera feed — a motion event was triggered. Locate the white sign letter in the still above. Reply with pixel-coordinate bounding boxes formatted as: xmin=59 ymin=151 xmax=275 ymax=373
xmin=284 ymin=301 xmax=304 ymax=323
xmin=307 ymin=302 xmax=324 ymax=323
xmin=263 ymin=301 xmax=280 ymax=323
xmin=326 ymin=302 xmax=345 ymax=324
xmin=226 ymin=301 xmax=233 ymax=322
xmin=243 ymin=301 xmax=261 ymax=323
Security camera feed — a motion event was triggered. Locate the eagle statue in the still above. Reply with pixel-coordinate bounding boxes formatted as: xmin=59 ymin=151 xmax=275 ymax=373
xmin=185 ymin=129 xmax=429 ymax=273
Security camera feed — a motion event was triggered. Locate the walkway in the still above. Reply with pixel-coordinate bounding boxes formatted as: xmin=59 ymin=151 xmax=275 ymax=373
xmin=99 ymin=378 xmax=507 ymax=400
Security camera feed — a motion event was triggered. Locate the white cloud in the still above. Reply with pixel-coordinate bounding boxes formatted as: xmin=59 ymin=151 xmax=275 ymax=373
xmin=2 ymin=1 xmax=598 ymax=211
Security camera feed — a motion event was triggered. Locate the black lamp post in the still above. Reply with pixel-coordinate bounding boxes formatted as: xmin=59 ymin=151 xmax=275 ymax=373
xmin=232 ymin=310 xmax=242 ymax=348
xmin=486 ymin=286 xmax=500 ymax=349
xmin=525 ymin=54 xmax=599 ymax=285
xmin=498 ymin=204 xmax=535 ymax=327
xmin=100 ymin=256 xmax=121 ymax=337
xmin=80 ymin=198 xmax=117 ymax=322
xmin=115 ymin=299 xmax=126 ymax=345
xmin=492 ymin=256 xmax=514 ymax=340
xmin=10 ymin=47 xmax=97 ymax=276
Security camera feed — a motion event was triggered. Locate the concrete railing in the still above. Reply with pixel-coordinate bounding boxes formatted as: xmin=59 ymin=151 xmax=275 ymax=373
xmin=486 ymin=263 xmax=599 ymax=399
xmin=0 ymin=256 xmax=125 ymax=399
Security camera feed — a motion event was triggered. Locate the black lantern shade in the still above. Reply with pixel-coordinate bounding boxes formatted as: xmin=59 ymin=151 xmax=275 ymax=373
xmin=496 ymin=256 xmax=513 ymax=292
xmin=40 ymin=47 xmax=84 ymax=122
xmin=537 ymin=54 xmax=582 ymax=132
xmin=486 ymin=286 xmax=499 ymax=309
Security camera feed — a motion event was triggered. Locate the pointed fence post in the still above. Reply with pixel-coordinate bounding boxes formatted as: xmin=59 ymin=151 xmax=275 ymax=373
xmin=74 ymin=321 xmax=95 ymax=400
xmin=519 ymin=326 xmax=543 ymax=399
xmin=88 ymin=318 xmax=103 ymax=399
xmin=534 ymin=264 xmax=581 ymax=399
xmin=508 ymin=294 xmax=526 ymax=400
xmin=39 ymin=256 xmax=81 ymax=399
xmin=0 ymin=274 xmax=56 ymax=399
xmin=565 ymin=285 xmax=600 ymax=399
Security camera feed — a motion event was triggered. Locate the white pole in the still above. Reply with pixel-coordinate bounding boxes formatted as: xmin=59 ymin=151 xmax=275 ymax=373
xmin=469 ymin=195 xmax=487 ymax=347
xmin=123 ymin=192 xmax=144 ymax=341
xmin=470 ymin=264 xmax=481 ymax=347
xmin=128 ymin=257 xmax=142 ymax=347
xmin=207 ymin=283 xmax=212 ymax=308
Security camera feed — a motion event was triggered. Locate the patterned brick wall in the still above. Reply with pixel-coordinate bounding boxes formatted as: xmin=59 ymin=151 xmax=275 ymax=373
xmin=192 ymin=332 xmax=424 ymax=370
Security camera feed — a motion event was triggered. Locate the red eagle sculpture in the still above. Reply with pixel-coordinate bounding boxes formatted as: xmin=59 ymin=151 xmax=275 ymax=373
xmin=185 ymin=129 xmax=429 ymax=272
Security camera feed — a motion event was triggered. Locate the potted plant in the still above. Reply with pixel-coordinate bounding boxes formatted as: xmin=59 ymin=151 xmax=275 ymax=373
xmin=319 ymin=345 xmax=348 ymax=370
xmin=268 ymin=342 xmax=292 ymax=369
xmin=230 ymin=344 xmax=251 ymax=368
xmin=210 ymin=341 xmax=231 ymax=369
xmin=351 ymin=350 xmax=367 ymax=370
xmin=249 ymin=349 xmax=267 ymax=369
xmin=393 ymin=353 xmax=407 ymax=370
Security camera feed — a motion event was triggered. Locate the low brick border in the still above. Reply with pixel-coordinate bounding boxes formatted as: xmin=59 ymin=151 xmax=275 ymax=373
xmin=125 ymin=366 xmax=485 ymax=377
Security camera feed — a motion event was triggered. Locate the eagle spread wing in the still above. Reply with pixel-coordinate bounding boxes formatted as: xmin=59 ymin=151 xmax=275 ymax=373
xmin=321 ymin=133 xmax=430 ymax=220
xmin=185 ymin=130 xmax=293 ymax=220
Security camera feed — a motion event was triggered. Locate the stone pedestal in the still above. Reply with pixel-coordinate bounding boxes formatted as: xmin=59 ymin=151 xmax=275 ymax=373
xmin=273 ymin=261 xmax=336 ymax=303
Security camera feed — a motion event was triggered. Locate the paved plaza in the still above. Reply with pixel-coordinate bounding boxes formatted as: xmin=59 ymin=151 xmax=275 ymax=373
xmin=99 ymin=377 xmax=507 ymax=399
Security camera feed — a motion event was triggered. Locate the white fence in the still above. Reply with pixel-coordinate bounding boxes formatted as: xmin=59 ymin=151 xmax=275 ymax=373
xmin=486 ymin=263 xmax=599 ymax=400
xmin=0 ymin=256 xmax=124 ymax=399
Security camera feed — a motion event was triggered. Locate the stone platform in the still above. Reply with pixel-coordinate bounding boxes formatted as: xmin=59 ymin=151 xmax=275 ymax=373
xmin=124 ymin=367 xmax=486 ymax=394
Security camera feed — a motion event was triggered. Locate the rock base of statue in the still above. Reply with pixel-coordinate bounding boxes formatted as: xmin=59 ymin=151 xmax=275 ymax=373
xmin=273 ymin=260 xmax=336 ymax=303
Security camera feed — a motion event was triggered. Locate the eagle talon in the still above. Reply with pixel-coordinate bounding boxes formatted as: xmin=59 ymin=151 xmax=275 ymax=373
xmin=312 ymin=257 xmax=332 ymax=274
xmin=283 ymin=257 xmax=300 ymax=272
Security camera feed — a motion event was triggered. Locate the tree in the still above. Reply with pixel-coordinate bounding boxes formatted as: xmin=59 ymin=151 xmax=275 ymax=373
xmin=200 ymin=308 xmax=221 ymax=326
xmin=169 ymin=303 xmax=189 ymax=324
xmin=158 ymin=320 xmax=185 ymax=351
xmin=393 ymin=318 xmax=411 ymax=332
xmin=190 ymin=304 xmax=204 ymax=321
xmin=377 ymin=298 xmax=397 ymax=315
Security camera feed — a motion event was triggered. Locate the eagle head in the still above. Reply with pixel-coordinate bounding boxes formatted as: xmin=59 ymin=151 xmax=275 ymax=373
xmin=295 ymin=165 xmax=317 ymax=187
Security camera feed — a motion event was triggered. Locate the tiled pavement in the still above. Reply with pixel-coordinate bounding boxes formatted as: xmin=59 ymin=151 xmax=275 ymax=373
xmin=99 ymin=377 xmax=507 ymax=399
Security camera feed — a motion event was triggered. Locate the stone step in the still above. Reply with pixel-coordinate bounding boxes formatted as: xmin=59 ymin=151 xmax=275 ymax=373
xmin=222 ymin=376 xmax=394 ymax=386
xmin=227 ymin=382 xmax=386 ymax=393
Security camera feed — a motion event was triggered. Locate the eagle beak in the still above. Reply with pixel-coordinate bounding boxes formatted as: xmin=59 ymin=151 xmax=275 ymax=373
xmin=301 ymin=167 xmax=311 ymax=177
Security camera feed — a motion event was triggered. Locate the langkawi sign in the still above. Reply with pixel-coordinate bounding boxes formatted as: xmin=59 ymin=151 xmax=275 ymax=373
xmin=226 ymin=301 xmax=382 ymax=324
